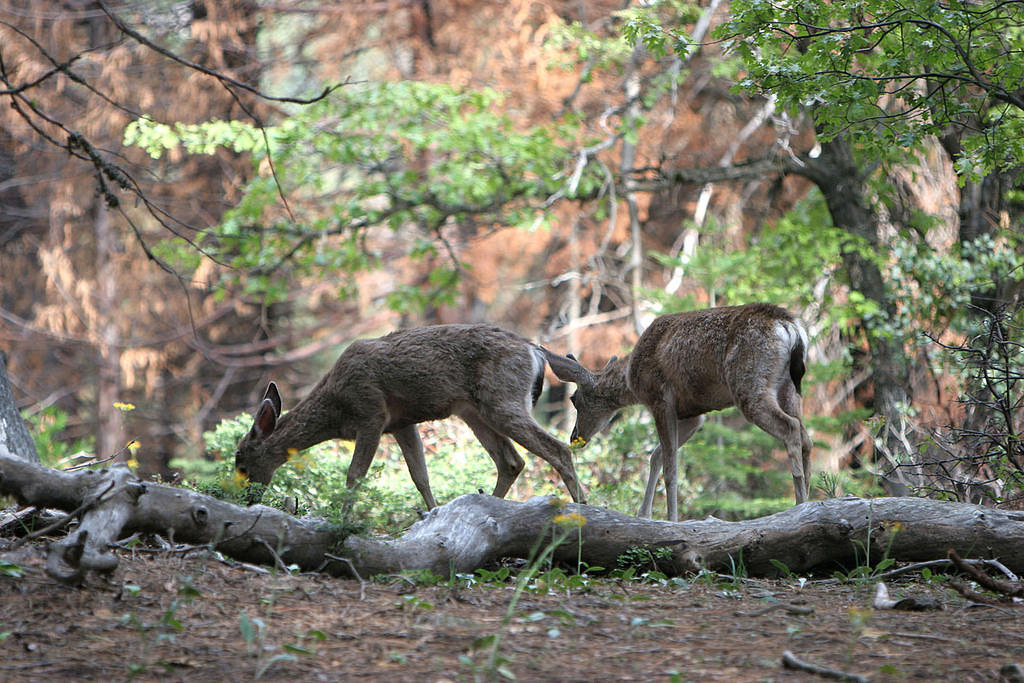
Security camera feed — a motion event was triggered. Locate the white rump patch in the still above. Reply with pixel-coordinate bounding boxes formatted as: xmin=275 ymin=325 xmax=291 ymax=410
xmin=774 ymin=320 xmax=808 ymax=358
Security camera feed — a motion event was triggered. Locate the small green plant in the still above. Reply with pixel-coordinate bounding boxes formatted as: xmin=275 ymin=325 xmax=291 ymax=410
xmin=239 ymin=612 xmax=303 ymax=678
xmin=814 ymin=467 xmax=885 ymax=500
xmin=396 ymin=593 xmax=435 ymax=618
xmin=474 ymin=566 xmax=512 ymax=585
xmin=0 ymin=560 xmax=25 ymax=578
xmin=25 ymin=406 xmax=94 ymax=469
xmin=616 ymin=545 xmax=673 ymax=574
xmin=462 ymin=509 xmax=587 ymax=680
xmin=816 ymin=472 xmax=841 ymax=498
xmin=769 ymin=559 xmax=792 ymax=578
xmin=832 ymin=516 xmax=904 ymax=583
xmin=120 ymin=579 xmax=198 ymax=679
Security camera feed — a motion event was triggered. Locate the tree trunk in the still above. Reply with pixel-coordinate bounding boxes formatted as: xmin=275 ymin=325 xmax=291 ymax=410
xmin=935 ymin=115 xmax=1023 ymax=311
xmin=798 ymin=135 xmax=911 ymax=459
xmin=0 ymin=352 xmax=39 ymax=463
xmin=93 ymin=198 xmax=123 ymax=461
xmin=2 ymin=448 xmax=1022 ymax=584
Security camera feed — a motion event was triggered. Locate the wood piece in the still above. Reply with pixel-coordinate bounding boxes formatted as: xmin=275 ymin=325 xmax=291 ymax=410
xmin=782 ymin=650 xmax=868 ymax=682
xmin=2 ymin=447 xmax=1024 ymax=583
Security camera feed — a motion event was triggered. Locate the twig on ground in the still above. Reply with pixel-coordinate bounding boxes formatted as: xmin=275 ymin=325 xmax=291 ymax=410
xmin=255 ymin=537 xmax=291 ymax=574
xmin=948 ymin=580 xmax=1007 ymax=606
xmin=948 ymin=549 xmax=1024 ymax=598
xmin=735 ymin=602 xmax=815 ymax=617
xmin=781 ymin=650 xmax=868 ymax=682
xmin=808 ymin=557 xmax=1017 ymax=585
xmin=323 ymin=553 xmax=367 ymax=600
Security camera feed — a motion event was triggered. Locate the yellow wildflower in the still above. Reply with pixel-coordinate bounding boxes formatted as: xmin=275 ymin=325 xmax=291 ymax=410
xmin=113 ymin=402 xmax=136 ymax=412
xmin=553 ymin=512 xmax=587 ymax=528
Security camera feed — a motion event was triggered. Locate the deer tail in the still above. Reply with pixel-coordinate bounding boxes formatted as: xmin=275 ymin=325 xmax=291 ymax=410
xmin=530 ymin=347 xmax=546 ymax=406
xmin=789 ymin=322 xmax=808 ymax=395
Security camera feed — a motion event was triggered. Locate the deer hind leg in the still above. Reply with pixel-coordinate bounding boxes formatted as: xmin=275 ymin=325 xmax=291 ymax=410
xmin=738 ymin=390 xmax=810 ymax=505
xmin=777 ymin=381 xmax=813 ymax=502
xmin=457 ymin=409 xmax=525 ymax=499
xmin=482 ymin=408 xmax=585 ymax=504
xmin=392 ymin=424 xmax=437 ymax=509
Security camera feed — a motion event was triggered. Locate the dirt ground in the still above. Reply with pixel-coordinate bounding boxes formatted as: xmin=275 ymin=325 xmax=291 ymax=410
xmin=1 ymin=538 xmax=1022 ymax=682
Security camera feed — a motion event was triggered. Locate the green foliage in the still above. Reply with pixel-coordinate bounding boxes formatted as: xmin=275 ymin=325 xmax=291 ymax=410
xmin=24 ymin=406 xmax=94 ymax=469
xmin=814 ymin=469 xmax=883 ymax=500
xmin=878 ymin=233 xmax=1023 ymax=350
xmin=616 ymin=545 xmax=674 ymax=573
xmin=547 ymin=2 xmax=700 ymax=133
xmin=715 ymin=0 xmax=1024 ymax=179
xmin=617 ymin=1 xmax=704 ymax=60
xmin=0 ymin=560 xmax=25 ymax=578
xmin=768 ymin=559 xmax=793 ymax=578
xmin=832 ymin=511 xmax=903 ymax=584
xmin=190 ymin=412 xmax=500 ymax=533
xmin=648 ymin=191 xmax=878 ymax=334
xmin=124 ymin=82 xmax=593 ymax=308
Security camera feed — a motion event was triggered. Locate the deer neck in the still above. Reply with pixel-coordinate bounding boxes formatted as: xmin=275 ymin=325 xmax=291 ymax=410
xmin=260 ymin=395 xmax=341 ymax=466
xmin=596 ymin=354 xmax=638 ymax=409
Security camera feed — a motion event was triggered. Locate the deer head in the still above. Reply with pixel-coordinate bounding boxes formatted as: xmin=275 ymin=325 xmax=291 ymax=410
xmin=234 ymin=381 xmax=283 ymax=488
xmin=543 ymin=351 xmax=632 ymax=446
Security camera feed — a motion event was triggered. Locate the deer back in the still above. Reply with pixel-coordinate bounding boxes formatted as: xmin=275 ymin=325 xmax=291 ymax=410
xmin=334 ymin=324 xmax=545 ymax=426
xmin=629 ymin=303 xmax=805 ymax=417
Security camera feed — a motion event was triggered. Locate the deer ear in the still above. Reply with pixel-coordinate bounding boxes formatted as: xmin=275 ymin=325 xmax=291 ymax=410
xmin=262 ymin=381 xmax=282 ymax=417
xmin=251 ymin=398 xmax=278 ymax=439
xmin=542 ymin=348 xmax=592 ymax=384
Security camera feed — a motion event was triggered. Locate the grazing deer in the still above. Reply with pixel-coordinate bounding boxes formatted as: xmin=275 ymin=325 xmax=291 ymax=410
xmin=543 ymin=303 xmax=812 ymax=521
xmin=233 ymin=324 xmax=586 ymax=508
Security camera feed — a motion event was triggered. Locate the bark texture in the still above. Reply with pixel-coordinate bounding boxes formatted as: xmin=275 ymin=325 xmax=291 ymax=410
xmin=0 ymin=352 xmax=38 ymax=463
xmin=2 ymin=447 xmax=1022 ymax=584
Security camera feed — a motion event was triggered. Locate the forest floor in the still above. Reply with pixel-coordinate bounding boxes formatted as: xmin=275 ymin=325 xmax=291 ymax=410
xmin=1 ymin=536 xmax=1022 ymax=682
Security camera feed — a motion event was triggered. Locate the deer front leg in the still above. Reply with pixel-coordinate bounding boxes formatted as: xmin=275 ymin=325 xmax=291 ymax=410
xmin=392 ymin=424 xmax=437 ymax=509
xmin=638 ymin=444 xmax=662 ymax=519
xmin=347 ymin=425 xmax=384 ymax=493
xmin=651 ymin=410 xmax=681 ymax=522
xmin=638 ymin=416 xmax=703 ymax=519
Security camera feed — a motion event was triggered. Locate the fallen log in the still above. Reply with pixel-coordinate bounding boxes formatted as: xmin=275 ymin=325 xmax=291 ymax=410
xmin=2 ymin=446 xmax=1023 ymax=583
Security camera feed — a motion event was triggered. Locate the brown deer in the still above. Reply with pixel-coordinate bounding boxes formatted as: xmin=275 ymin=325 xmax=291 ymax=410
xmin=543 ymin=303 xmax=812 ymax=521
xmin=233 ymin=324 xmax=585 ymax=508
